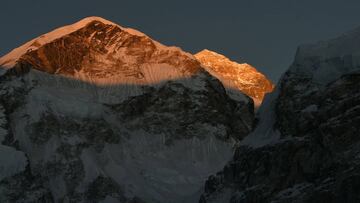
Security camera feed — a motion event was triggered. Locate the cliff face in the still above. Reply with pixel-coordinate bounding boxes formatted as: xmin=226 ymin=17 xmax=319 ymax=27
xmin=0 ymin=17 xmax=255 ymax=203
xmin=195 ymin=49 xmax=274 ymax=107
xmin=200 ymin=27 xmax=360 ymax=203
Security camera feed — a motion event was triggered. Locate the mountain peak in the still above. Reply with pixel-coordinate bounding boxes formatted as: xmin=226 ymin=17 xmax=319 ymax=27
xmin=0 ymin=17 xmax=201 ymax=85
xmin=197 ymin=49 xmax=239 ymax=61
xmin=0 ymin=16 xmax=147 ymax=68
xmin=197 ymin=49 xmax=216 ymax=55
xmin=76 ymin=16 xmax=117 ymax=25
xmin=195 ymin=49 xmax=274 ymax=106
xmin=196 ymin=49 xmax=252 ymax=69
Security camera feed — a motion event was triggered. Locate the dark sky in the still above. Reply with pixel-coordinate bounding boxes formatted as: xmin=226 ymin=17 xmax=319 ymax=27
xmin=1 ymin=0 xmax=360 ymax=82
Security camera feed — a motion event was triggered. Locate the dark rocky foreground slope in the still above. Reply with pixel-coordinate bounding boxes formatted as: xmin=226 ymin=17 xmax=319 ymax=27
xmin=200 ymin=28 xmax=360 ymax=203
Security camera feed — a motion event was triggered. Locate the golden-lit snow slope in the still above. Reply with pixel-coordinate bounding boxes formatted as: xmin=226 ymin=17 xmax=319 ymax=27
xmin=195 ymin=49 xmax=274 ymax=106
xmin=0 ymin=17 xmax=201 ymax=85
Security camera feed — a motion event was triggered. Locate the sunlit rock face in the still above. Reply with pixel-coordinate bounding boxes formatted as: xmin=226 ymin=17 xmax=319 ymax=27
xmin=1 ymin=17 xmax=200 ymax=85
xmin=200 ymin=27 xmax=360 ymax=203
xmin=195 ymin=49 xmax=274 ymax=107
xmin=0 ymin=17 xmax=254 ymax=202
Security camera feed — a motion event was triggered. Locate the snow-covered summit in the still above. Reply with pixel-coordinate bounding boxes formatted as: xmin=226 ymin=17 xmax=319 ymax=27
xmin=195 ymin=49 xmax=274 ymax=106
xmin=0 ymin=17 xmax=200 ymax=86
xmin=0 ymin=16 xmax=141 ymax=68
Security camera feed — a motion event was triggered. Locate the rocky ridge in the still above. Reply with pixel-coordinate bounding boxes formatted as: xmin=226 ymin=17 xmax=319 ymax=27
xmin=200 ymin=27 xmax=360 ymax=203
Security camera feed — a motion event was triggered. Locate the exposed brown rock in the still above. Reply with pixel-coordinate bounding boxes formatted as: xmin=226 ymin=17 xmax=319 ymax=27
xmin=18 ymin=20 xmax=201 ymax=80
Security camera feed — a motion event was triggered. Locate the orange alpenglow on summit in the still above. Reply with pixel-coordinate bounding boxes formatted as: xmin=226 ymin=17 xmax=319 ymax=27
xmin=0 ymin=16 xmax=202 ymax=86
xmin=0 ymin=16 xmax=274 ymax=108
xmin=195 ymin=49 xmax=274 ymax=107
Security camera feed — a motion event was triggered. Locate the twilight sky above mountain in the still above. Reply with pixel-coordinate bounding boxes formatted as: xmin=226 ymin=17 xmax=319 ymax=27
xmin=1 ymin=0 xmax=360 ymax=82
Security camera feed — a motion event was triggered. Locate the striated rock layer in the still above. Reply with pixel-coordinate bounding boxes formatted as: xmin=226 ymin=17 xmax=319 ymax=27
xmin=200 ymin=27 xmax=360 ymax=202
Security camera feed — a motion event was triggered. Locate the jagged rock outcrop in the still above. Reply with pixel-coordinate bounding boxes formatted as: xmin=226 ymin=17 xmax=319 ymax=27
xmin=0 ymin=17 xmax=255 ymax=203
xmin=195 ymin=49 xmax=274 ymax=107
xmin=200 ymin=27 xmax=360 ymax=203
